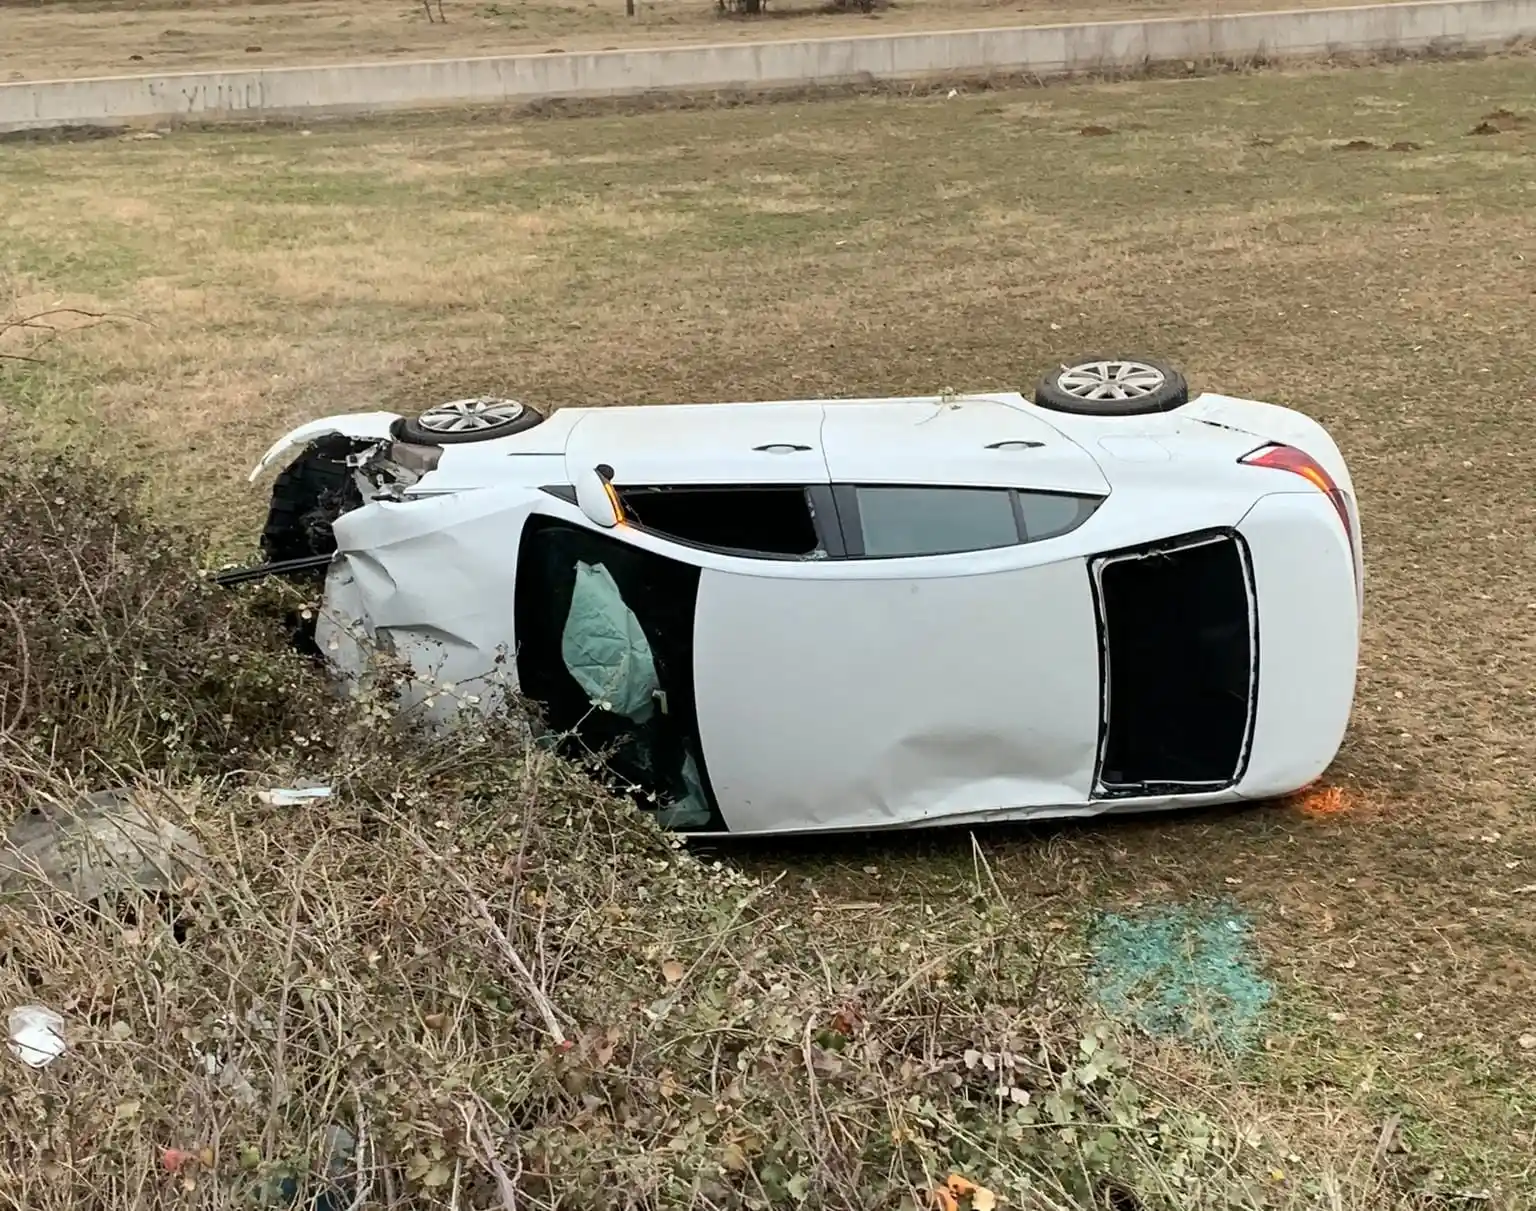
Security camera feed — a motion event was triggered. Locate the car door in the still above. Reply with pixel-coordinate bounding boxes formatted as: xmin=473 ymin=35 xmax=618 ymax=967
xmin=682 ymin=397 xmax=1107 ymax=834
xmin=682 ymin=468 xmax=1108 ymax=835
xmin=688 ymin=539 xmax=1104 ymax=835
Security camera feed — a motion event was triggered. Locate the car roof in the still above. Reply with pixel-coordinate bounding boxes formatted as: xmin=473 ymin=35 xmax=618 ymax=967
xmin=816 ymin=396 xmax=1107 ymax=493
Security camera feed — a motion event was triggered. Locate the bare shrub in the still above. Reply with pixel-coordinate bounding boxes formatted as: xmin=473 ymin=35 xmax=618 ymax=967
xmin=0 ymin=450 xmax=333 ymax=791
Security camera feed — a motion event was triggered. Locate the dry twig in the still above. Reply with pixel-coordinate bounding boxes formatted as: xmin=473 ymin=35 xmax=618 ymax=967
xmin=403 ymin=822 xmax=569 ymax=1045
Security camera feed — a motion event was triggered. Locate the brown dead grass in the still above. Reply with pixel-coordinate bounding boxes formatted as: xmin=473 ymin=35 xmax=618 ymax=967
xmin=4 ymin=51 xmax=1536 ymax=1200
xmin=3 ymin=0 xmax=1360 ymax=81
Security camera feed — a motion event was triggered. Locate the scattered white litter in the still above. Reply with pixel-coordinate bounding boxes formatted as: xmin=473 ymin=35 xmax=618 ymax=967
xmin=256 ymin=785 xmax=333 ymax=807
xmin=8 ymin=1006 xmax=66 ymax=1068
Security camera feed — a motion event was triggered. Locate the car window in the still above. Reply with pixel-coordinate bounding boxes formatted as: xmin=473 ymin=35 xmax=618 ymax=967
xmin=853 ymin=486 xmax=1020 ymax=557
xmin=1017 ymin=491 xmax=1100 ymax=541
xmin=615 ymin=485 xmax=827 ymax=558
xmin=840 ymin=486 xmax=1103 ymax=557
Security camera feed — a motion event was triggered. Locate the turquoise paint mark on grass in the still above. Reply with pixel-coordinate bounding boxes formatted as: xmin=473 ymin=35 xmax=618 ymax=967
xmin=1088 ymin=903 xmax=1273 ymax=1053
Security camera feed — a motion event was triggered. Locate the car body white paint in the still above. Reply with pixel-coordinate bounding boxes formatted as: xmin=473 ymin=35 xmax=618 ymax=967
xmin=691 ymin=552 xmax=1103 ymax=834
xmin=251 ymin=389 xmax=1363 ymax=835
xmin=1229 ymin=489 xmax=1360 ymax=799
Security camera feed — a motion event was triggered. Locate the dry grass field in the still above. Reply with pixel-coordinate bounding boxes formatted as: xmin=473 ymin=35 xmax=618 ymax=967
xmin=3 ymin=52 xmax=1536 ymax=1206
xmin=4 ymin=0 xmax=1364 ymax=81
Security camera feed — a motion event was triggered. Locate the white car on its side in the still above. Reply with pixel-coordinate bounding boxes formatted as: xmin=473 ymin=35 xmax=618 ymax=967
xmin=233 ymin=356 xmax=1363 ymax=836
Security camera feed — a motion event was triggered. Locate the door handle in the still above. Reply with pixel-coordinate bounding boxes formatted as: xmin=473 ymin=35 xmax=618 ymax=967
xmin=753 ymin=443 xmax=813 ymax=454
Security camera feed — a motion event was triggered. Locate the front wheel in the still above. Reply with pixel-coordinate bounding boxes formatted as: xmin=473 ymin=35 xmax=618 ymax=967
xmin=1032 ymin=356 xmax=1189 ymax=416
xmin=394 ymin=397 xmax=546 ymax=445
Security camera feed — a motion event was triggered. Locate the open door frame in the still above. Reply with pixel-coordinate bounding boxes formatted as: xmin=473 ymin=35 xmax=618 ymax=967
xmin=512 ymin=513 xmax=727 ymax=832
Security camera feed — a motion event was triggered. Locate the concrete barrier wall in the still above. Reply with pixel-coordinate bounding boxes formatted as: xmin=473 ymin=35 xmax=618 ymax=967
xmin=1 ymin=0 xmax=1531 ymax=132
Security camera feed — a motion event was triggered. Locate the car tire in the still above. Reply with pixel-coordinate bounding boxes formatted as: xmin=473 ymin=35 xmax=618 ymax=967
xmin=394 ymin=397 xmax=545 ymax=445
xmin=1032 ymin=356 xmax=1190 ymax=416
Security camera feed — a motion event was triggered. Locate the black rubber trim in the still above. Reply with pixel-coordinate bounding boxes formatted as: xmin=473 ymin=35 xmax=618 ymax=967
xmin=209 ymin=553 xmax=335 ymax=587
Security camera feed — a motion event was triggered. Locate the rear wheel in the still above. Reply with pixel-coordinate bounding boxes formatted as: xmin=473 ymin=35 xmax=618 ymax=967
xmin=395 ymin=397 xmax=545 ymax=444
xmin=1032 ymin=356 xmax=1189 ymax=416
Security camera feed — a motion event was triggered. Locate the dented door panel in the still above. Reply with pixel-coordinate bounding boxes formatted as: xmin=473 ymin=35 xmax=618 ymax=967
xmin=690 ymin=554 xmax=1101 ymax=834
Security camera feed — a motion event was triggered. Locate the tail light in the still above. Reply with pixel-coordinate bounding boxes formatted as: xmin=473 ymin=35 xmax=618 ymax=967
xmin=1240 ymin=443 xmax=1358 ymax=570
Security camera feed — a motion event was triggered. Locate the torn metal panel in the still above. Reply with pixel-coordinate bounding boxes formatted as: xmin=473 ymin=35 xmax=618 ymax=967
xmin=349 ymin=437 xmax=443 ymax=500
xmin=314 ymin=561 xmax=511 ymax=729
xmin=318 ymin=488 xmax=541 ymax=729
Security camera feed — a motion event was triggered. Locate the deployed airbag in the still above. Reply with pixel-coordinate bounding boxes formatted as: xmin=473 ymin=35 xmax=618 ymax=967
xmin=659 ymin=751 xmax=711 ymax=831
xmin=561 ymin=560 xmax=659 ymax=723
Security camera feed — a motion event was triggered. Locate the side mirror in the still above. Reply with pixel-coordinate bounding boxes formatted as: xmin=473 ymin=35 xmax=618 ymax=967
xmin=574 ymin=463 xmax=621 ymax=529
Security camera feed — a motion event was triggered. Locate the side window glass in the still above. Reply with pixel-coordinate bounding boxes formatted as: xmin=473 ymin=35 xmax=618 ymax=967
xmin=616 ymin=486 xmax=826 ymax=558
xmin=1017 ymin=491 xmax=1101 ymax=541
xmin=839 ymin=486 xmax=1103 ymax=557
xmin=852 ymin=486 xmax=1020 ymax=557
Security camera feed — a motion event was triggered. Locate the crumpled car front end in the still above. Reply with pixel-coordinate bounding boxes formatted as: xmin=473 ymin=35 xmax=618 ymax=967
xmin=246 ymin=413 xmax=446 ymax=568
xmin=313 ymin=485 xmax=538 ymax=729
xmin=232 ymin=415 xmax=526 ymax=731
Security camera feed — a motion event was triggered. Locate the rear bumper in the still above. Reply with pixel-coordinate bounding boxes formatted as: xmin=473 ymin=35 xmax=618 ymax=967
xmin=1234 ymin=491 xmax=1360 ymax=799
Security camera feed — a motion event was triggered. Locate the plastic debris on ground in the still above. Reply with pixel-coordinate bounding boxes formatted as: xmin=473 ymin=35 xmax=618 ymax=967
xmin=0 ymin=787 xmax=206 ymax=916
xmin=256 ymin=785 xmax=334 ymax=807
xmin=8 ymin=1005 xmax=66 ymax=1068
